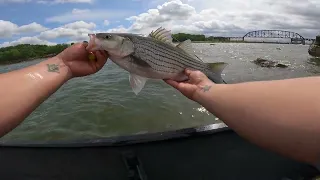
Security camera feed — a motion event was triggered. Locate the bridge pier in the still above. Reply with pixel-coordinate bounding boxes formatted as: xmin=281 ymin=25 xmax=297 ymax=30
xmin=291 ymin=38 xmax=305 ymax=45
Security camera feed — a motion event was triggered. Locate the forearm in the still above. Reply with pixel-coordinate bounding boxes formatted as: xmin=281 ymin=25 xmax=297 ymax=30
xmin=195 ymin=77 xmax=320 ymax=165
xmin=0 ymin=57 xmax=71 ymax=137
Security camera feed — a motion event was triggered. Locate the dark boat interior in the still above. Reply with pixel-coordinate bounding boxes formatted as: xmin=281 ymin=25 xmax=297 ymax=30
xmin=0 ymin=123 xmax=319 ymax=180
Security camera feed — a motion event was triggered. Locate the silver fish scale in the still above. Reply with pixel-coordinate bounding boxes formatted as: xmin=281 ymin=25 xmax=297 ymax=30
xmin=129 ymin=35 xmax=209 ymax=74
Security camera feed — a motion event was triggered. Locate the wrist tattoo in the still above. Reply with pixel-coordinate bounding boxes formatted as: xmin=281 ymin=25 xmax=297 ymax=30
xmin=201 ymin=85 xmax=212 ymax=92
xmin=47 ymin=64 xmax=60 ymax=73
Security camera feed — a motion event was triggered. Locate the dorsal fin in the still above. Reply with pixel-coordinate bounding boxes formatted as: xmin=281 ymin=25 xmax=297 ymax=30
xmin=148 ymin=27 xmax=173 ymax=44
xmin=176 ymin=39 xmax=203 ymax=62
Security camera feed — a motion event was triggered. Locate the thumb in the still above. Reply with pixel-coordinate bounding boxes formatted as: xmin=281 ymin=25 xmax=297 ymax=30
xmin=185 ymin=68 xmax=194 ymax=78
xmin=185 ymin=69 xmax=206 ymax=84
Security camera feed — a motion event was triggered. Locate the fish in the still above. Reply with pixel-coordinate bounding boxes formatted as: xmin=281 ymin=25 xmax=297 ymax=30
xmin=86 ymin=27 xmax=228 ymax=95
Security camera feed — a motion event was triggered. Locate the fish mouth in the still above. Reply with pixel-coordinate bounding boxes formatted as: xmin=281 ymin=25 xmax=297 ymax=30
xmin=86 ymin=34 xmax=101 ymax=51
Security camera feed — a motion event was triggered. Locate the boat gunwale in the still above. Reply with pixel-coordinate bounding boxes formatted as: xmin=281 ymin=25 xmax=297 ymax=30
xmin=0 ymin=123 xmax=230 ymax=148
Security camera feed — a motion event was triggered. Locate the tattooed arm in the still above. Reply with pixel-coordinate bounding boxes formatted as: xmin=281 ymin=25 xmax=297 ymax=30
xmin=0 ymin=43 xmax=108 ymax=137
xmin=165 ymin=69 xmax=320 ymax=167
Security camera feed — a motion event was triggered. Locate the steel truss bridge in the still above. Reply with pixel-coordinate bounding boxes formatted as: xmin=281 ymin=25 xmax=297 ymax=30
xmin=241 ymin=30 xmax=315 ymax=45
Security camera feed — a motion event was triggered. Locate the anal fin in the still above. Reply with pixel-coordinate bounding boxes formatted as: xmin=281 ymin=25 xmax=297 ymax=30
xmin=129 ymin=73 xmax=148 ymax=95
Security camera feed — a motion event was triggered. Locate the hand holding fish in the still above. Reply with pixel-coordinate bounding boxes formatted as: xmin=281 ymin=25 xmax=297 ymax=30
xmin=56 ymin=42 xmax=108 ymax=78
xmin=165 ymin=69 xmax=214 ymax=101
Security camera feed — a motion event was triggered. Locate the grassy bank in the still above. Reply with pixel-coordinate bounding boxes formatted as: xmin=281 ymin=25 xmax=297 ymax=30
xmin=0 ymin=44 xmax=69 ymax=65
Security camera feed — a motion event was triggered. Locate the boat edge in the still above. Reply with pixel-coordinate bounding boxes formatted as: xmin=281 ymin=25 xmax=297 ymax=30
xmin=0 ymin=123 xmax=230 ymax=148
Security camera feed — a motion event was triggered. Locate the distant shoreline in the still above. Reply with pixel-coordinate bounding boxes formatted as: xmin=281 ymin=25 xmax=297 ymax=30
xmin=0 ymin=53 xmax=58 ymax=66
xmin=0 ymin=44 xmax=69 ymax=66
xmin=191 ymin=41 xmax=311 ymax=45
xmin=0 ymin=36 xmax=311 ymax=66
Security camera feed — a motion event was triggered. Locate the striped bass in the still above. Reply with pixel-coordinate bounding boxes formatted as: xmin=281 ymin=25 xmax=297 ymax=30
xmin=86 ymin=27 xmax=228 ymax=95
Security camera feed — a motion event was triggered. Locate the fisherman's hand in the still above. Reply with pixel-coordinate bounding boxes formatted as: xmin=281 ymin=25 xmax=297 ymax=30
xmin=165 ymin=69 xmax=214 ymax=101
xmin=56 ymin=42 xmax=108 ymax=78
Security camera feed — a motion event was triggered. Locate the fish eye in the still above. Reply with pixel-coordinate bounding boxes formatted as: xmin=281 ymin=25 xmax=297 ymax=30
xmin=105 ymin=35 xmax=112 ymax=39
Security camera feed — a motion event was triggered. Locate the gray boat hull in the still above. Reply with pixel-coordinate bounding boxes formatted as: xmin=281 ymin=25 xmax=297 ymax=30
xmin=0 ymin=123 xmax=319 ymax=180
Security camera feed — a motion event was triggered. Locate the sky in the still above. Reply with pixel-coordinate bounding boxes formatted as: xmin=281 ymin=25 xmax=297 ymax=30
xmin=0 ymin=0 xmax=319 ymax=47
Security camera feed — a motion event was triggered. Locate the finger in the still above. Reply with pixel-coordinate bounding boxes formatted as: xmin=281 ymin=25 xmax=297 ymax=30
xmin=188 ymin=70 xmax=207 ymax=84
xmin=79 ymin=42 xmax=91 ymax=56
xmin=185 ymin=78 xmax=193 ymax=84
xmin=185 ymin=68 xmax=193 ymax=77
xmin=176 ymin=82 xmax=189 ymax=92
xmin=95 ymin=51 xmax=108 ymax=70
xmin=75 ymin=42 xmax=87 ymax=49
xmin=165 ymin=80 xmax=189 ymax=92
xmin=100 ymin=50 xmax=108 ymax=58
xmin=164 ymin=79 xmax=180 ymax=89
xmin=82 ymin=43 xmax=88 ymax=50
xmin=186 ymin=69 xmax=199 ymax=84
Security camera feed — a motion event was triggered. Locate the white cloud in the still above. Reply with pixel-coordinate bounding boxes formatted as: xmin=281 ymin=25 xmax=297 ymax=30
xmin=157 ymin=0 xmax=195 ymax=17
xmin=121 ymin=0 xmax=243 ymax=35
xmin=38 ymin=21 xmax=96 ymax=41
xmin=0 ymin=20 xmax=18 ymax=38
xmin=0 ymin=0 xmax=92 ymax=3
xmin=103 ymin=20 xmax=110 ymax=26
xmin=0 ymin=20 xmax=48 ymax=38
xmin=105 ymin=26 xmax=128 ymax=33
xmin=17 ymin=22 xmax=48 ymax=33
xmin=110 ymin=0 xmax=320 ymax=38
xmin=1 ymin=0 xmax=319 ymax=48
xmin=0 ymin=36 xmax=56 ymax=48
xmin=63 ymin=21 xmax=96 ymax=30
xmin=46 ymin=8 xmax=133 ymax=23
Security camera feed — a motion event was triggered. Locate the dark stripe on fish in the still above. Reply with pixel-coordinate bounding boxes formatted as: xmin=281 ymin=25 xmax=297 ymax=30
xmin=134 ymin=44 xmax=186 ymax=70
xmin=138 ymin=42 xmax=207 ymax=70
xmin=138 ymin=39 xmax=207 ymax=69
xmin=131 ymin=54 xmax=181 ymax=73
xmin=137 ymin=42 xmax=207 ymax=71
xmin=131 ymin=55 xmax=152 ymax=68
xmin=137 ymin=48 xmax=185 ymax=69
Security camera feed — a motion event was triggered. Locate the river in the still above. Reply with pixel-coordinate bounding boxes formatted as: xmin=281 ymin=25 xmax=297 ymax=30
xmin=0 ymin=43 xmax=319 ymax=142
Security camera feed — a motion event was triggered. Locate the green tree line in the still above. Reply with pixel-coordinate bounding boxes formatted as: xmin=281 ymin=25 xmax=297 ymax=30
xmin=172 ymin=33 xmax=231 ymax=42
xmin=0 ymin=33 xmax=233 ymax=65
xmin=0 ymin=44 xmax=69 ymax=65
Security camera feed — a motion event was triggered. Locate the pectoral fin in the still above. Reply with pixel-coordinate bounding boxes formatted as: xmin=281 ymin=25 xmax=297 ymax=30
xmin=129 ymin=73 xmax=148 ymax=95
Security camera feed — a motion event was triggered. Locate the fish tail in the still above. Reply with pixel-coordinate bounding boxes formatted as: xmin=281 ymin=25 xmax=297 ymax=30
xmin=206 ymin=62 xmax=228 ymax=84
